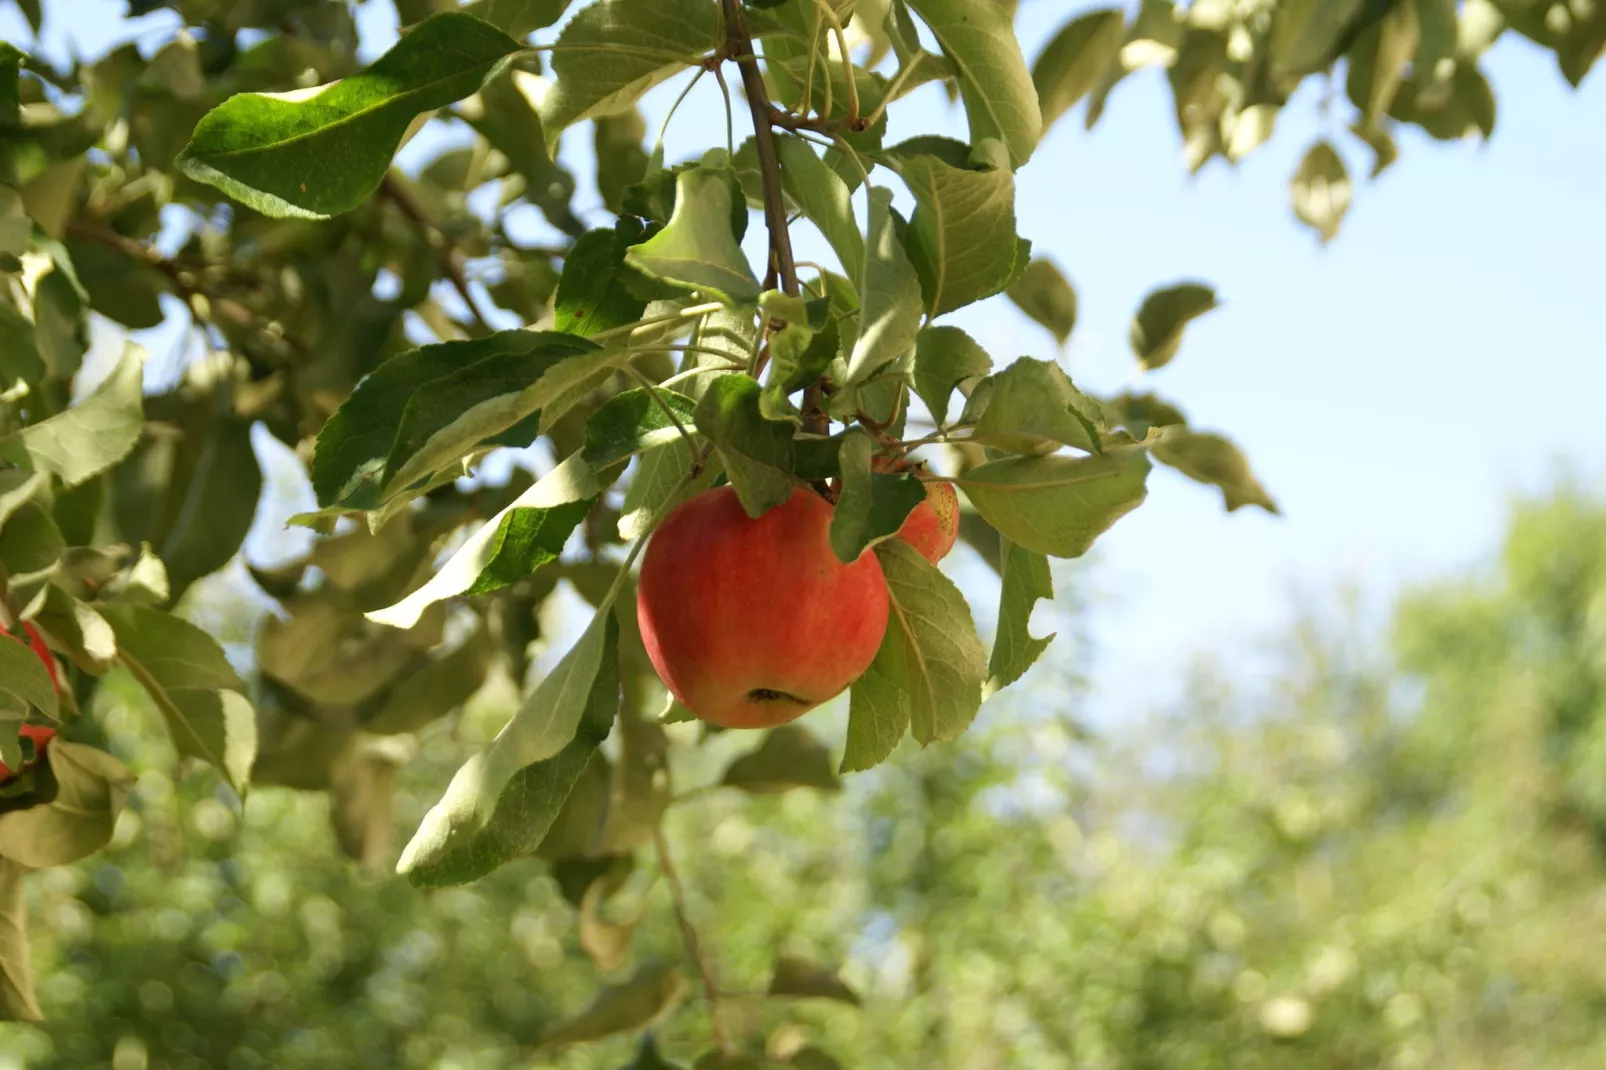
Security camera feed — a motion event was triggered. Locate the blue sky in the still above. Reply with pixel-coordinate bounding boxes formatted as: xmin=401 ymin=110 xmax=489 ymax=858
xmin=7 ymin=0 xmax=1606 ymax=725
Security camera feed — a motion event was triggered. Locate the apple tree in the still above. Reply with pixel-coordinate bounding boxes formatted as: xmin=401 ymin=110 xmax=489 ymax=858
xmin=0 ymin=0 xmax=1599 ymax=1061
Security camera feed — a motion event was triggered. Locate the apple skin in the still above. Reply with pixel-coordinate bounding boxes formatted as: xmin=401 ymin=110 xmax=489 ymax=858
xmin=0 ymin=724 xmax=56 ymax=781
xmin=637 ymin=485 xmax=890 ymax=729
xmin=0 ymin=622 xmax=60 ymax=781
xmin=897 ymin=481 xmax=960 ymax=564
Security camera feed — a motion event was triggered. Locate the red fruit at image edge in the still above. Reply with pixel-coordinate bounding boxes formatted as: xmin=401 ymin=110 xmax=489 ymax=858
xmin=636 ymin=486 xmax=890 ymax=730
xmin=0 ymin=622 xmax=61 ymax=780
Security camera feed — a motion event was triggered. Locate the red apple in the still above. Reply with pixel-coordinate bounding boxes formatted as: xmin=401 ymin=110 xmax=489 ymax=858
xmin=636 ymin=485 xmax=890 ymax=729
xmin=0 ymin=724 xmax=56 ymax=781
xmin=897 ymin=480 xmax=960 ymax=564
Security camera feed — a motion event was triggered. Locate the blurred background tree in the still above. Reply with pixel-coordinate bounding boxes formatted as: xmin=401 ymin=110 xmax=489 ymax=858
xmin=2 ymin=0 xmax=1604 ymax=1066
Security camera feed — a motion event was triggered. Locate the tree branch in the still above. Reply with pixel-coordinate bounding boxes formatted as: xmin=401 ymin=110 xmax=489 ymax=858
xmin=720 ymin=0 xmax=797 ymax=298
xmin=379 ymin=172 xmax=494 ymax=332
xmin=655 ymin=826 xmax=734 ymax=1054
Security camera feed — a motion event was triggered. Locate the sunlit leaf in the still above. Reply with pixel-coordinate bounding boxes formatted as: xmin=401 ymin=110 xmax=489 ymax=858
xmin=911 ymin=325 xmax=991 ymax=426
xmin=1032 ymin=8 xmax=1124 ymax=131
xmin=177 ymin=13 xmax=522 ymax=218
xmin=843 ymin=187 xmax=921 ymax=387
xmin=1151 ymin=426 xmax=1279 ymax=514
xmin=1291 ymin=140 xmax=1352 ymax=244
xmin=960 ymin=448 xmax=1151 ymax=559
xmin=2 ymin=345 xmax=144 ymax=487
xmin=0 ymin=741 xmax=134 ymax=868
xmin=625 ymin=165 xmax=759 ymax=305
xmin=904 ymin=0 xmax=1041 ymax=167
xmin=962 ymin=357 xmax=1102 ymax=455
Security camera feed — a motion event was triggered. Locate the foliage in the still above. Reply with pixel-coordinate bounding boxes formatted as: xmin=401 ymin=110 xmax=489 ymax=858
xmin=0 ymin=0 xmax=1600 ymax=1057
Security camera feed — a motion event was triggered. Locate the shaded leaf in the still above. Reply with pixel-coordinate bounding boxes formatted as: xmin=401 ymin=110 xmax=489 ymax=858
xmin=329 ymin=735 xmax=407 ymax=872
xmin=0 ymin=741 xmax=134 ymax=868
xmin=960 ymin=448 xmax=1151 ymax=559
xmin=1130 ymin=282 xmax=1217 ymax=371
xmin=768 ymin=954 xmax=861 ymax=1005
xmin=843 ymin=187 xmax=921 ymax=387
xmin=0 ymin=631 xmax=57 ymax=728
xmin=398 ymin=611 xmax=620 ymax=884
xmin=460 ymin=0 xmax=571 ymax=36
xmin=904 ymin=0 xmax=1041 ymax=167
xmin=464 ymin=498 xmax=592 ymax=596
xmin=540 ymin=958 xmax=686 ymax=1048
xmin=1291 ymin=139 xmax=1352 ymax=244
xmin=844 ymin=540 xmax=986 ymax=771
xmin=366 ymin=629 xmax=496 ymax=735
xmin=619 ymin=440 xmax=720 ymax=541
xmin=888 ymin=141 xmax=1022 ymax=319
xmin=0 ymin=859 xmax=40 ymax=1022
xmin=911 ymin=325 xmax=991 ymax=426
xmin=986 ymin=541 xmax=1055 ymax=696
xmin=177 ymin=14 xmax=521 ymax=218
xmin=97 ymin=603 xmax=256 ymax=793
xmin=721 ymin=724 xmax=841 ymax=794
xmin=962 ymin=357 xmax=1102 ymax=455
xmin=774 ymin=135 xmax=864 ymax=283
xmin=556 ymin=222 xmax=651 ymax=336
xmin=3 ymin=345 xmax=144 ymax=487
xmin=158 ymin=417 xmax=263 ymax=599
xmin=1033 ymin=8 xmax=1125 ymax=131
xmin=693 ymin=374 xmax=795 ymax=518
xmin=540 ymin=0 xmax=719 ymax=148
xmin=625 ymin=166 xmax=759 ymax=305
xmin=828 ymin=429 xmax=925 ymax=563
xmin=1151 ymin=426 xmax=1279 ymax=514
xmin=1006 ymin=258 xmax=1077 ymax=344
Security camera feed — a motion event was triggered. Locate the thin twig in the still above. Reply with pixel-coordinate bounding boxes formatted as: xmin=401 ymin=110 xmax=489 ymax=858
xmin=655 ymin=826 xmax=734 ymax=1054
xmin=720 ymin=0 xmax=798 ymax=298
xmin=379 ymin=172 xmax=493 ymax=331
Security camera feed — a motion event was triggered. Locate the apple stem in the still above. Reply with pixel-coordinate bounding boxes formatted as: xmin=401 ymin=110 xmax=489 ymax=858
xmin=655 ymin=825 xmax=736 ymax=1055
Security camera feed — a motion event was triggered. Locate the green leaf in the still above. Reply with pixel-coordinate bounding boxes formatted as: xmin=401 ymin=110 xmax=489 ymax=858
xmin=539 ymin=0 xmax=719 ymax=148
xmin=3 ymin=344 xmax=144 ymax=487
xmin=0 ymin=471 xmax=43 ymax=534
xmin=380 ymin=337 xmax=607 ymax=501
xmin=1414 ymin=0 xmax=1457 ymax=87
xmin=694 ymin=374 xmax=796 ymax=518
xmin=829 ymin=429 xmax=926 ymax=563
xmin=1032 ymin=8 xmax=1125 ymax=132
xmin=539 ymin=958 xmax=686 ymax=1048
xmin=158 ymin=417 xmax=263 ymax=599
xmin=845 ymin=541 xmax=986 ymax=765
xmin=0 ymin=302 xmax=44 ymax=386
xmin=904 ymin=0 xmax=1041 ymax=167
xmin=368 ymin=450 xmax=619 ymax=629
xmin=911 ymin=325 xmax=991 ymax=426
xmin=843 ymin=186 xmax=921 ymax=387
xmin=176 ymin=13 xmax=522 ymax=218
xmin=0 ymin=503 xmax=63 ymax=601
xmin=366 ymin=630 xmax=495 ymax=735
xmin=460 ymin=0 xmax=571 ymax=36
xmin=774 ymin=135 xmax=865 ymax=284
xmin=1150 ymin=426 xmax=1279 ymax=514
xmin=463 ymin=498 xmax=593 ymax=597
xmin=1270 ymin=0 xmax=1366 ymax=78
xmin=398 ymin=609 xmax=620 ymax=883
xmin=556 ymin=222 xmax=651 ymax=336
xmin=0 ymin=630 xmax=57 ymax=727
xmin=620 ymin=439 xmax=720 ymax=541
xmin=1006 ymin=258 xmax=1077 ymax=345
xmin=0 ymin=859 xmax=41 ymax=1022
xmin=0 ymin=741 xmax=134 ymax=869
xmin=582 ymin=386 xmax=698 ymax=467
xmin=887 ymin=142 xmax=1022 ymax=319
xmin=986 ymin=540 xmax=1055 ymax=696
xmin=962 ymin=357 xmax=1103 ymax=455
xmin=959 ymin=447 xmax=1151 ymax=559
xmin=721 ymin=724 xmax=841 ymax=794
xmin=623 ymin=1036 xmax=689 ymax=1070
xmin=625 ymin=166 xmax=759 ymax=306
xmin=595 ymin=109 xmax=651 ymax=213
xmin=97 ymin=603 xmax=256 ymax=793
xmin=1130 ymin=282 xmax=1217 ymax=372
xmin=311 ymin=330 xmax=596 ymax=508
xmin=768 ymin=955 xmax=861 ymax=1005
xmin=1291 ymin=140 xmax=1351 ymax=244
xmin=29 ymin=583 xmax=116 ymax=676
xmin=1349 ymin=120 xmax=1398 ymax=178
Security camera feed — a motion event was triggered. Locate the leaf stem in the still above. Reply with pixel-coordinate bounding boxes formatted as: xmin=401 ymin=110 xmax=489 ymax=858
xmin=623 ymin=364 xmax=697 ymax=450
xmin=655 ymin=825 xmax=734 ymax=1055
xmin=380 ymin=172 xmax=493 ymax=332
xmin=589 ymin=302 xmax=726 ymax=343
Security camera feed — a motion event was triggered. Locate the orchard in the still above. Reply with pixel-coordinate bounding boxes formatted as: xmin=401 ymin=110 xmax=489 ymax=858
xmin=0 ymin=0 xmax=1601 ymax=1064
